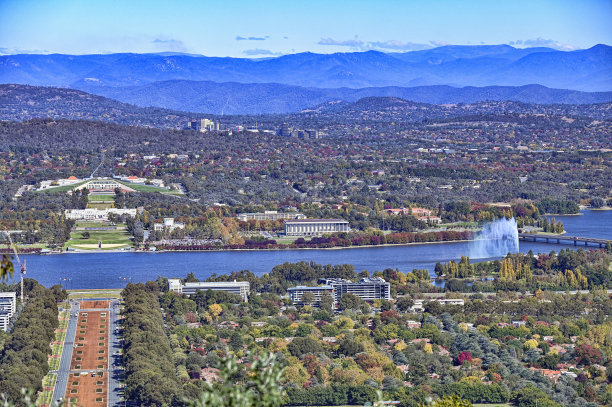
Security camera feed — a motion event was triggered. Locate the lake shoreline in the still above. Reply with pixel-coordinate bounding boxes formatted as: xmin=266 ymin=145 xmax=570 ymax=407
xmin=54 ymin=238 xmax=476 ymax=254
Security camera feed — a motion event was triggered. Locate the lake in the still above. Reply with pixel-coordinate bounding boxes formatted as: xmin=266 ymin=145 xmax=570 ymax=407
xmin=16 ymin=210 xmax=612 ymax=289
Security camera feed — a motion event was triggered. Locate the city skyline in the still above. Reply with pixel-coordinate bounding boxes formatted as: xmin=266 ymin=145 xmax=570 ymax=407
xmin=1 ymin=0 xmax=611 ymax=57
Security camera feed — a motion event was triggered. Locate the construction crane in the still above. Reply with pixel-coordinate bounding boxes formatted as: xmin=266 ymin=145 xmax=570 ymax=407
xmin=3 ymin=230 xmax=26 ymax=303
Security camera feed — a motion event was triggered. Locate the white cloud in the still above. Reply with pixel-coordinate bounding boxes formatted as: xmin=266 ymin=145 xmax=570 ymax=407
xmin=242 ymin=48 xmax=282 ymax=56
xmin=318 ymin=37 xmax=439 ymax=52
xmin=236 ymin=36 xmax=269 ymax=41
xmin=152 ymin=38 xmax=188 ymax=52
xmin=510 ymin=38 xmax=577 ymax=51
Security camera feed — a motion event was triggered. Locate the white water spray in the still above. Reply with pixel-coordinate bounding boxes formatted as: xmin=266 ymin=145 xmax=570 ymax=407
xmin=469 ymin=217 xmax=519 ymax=259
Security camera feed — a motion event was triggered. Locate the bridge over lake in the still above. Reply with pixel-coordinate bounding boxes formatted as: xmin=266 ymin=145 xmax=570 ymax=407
xmin=519 ymin=233 xmax=611 ymax=248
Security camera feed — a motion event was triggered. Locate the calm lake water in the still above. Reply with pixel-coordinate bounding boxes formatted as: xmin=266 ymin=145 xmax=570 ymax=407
xmin=16 ymin=210 xmax=612 ymax=289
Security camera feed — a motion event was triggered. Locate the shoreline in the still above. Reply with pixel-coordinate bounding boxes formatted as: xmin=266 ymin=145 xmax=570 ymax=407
xmin=45 ymin=238 xmax=476 ymax=254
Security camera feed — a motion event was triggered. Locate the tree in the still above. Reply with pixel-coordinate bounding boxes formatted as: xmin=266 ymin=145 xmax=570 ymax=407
xmin=338 ymin=293 xmax=361 ymax=311
xmin=208 ymin=303 xmax=222 ymax=320
xmin=0 ymin=255 xmax=15 ymax=281
xmin=81 ymin=231 xmax=90 ymax=239
xmin=287 ymin=337 xmax=323 ymax=357
xmin=418 ymin=395 xmax=472 ymax=407
xmin=435 ymin=262 xmax=445 ymax=277
xmin=188 ymin=351 xmax=284 ymax=407
xmin=320 ymin=291 xmax=335 ymax=313
xmin=396 ymin=296 xmax=414 ymax=312
xmin=301 ymin=291 xmax=315 ymax=306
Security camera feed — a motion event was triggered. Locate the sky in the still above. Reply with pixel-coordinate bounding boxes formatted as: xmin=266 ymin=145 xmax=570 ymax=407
xmin=0 ymin=0 xmax=611 ymax=57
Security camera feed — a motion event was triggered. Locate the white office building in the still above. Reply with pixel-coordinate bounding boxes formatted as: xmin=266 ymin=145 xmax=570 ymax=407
xmin=64 ymin=208 xmax=137 ymax=221
xmin=168 ymin=279 xmax=250 ymax=301
xmin=154 ymin=218 xmax=186 ymax=232
xmin=320 ymin=277 xmax=391 ymax=302
xmin=236 ymin=211 xmax=306 ymax=222
xmin=287 ymin=285 xmax=334 ymax=306
xmin=284 ymin=219 xmax=350 ymax=236
xmin=0 ymin=292 xmax=16 ymax=332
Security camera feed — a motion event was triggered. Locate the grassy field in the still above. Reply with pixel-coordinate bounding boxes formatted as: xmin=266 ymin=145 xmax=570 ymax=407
xmin=473 ymin=404 xmax=513 ymax=407
xmin=38 ymin=180 xmax=88 ymax=193
xmin=88 ymin=194 xmax=115 ymax=201
xmin=274 ymin=236 xmax=309 ymax=244
xmin=115 ymin=180 xmax=182 ymax=194
xmin=68 ymin=289 xmax=122 ymax=299
xmin=66 ymin=228 xmax=132 ymax=250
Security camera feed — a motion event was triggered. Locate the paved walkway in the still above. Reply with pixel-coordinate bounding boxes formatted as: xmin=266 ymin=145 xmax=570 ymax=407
xmin=50 ymin=299 xmax=124 ymax=407
xmin=107 ymin=299 xmax=123 ymax=407
xmin=51 ymin=301 xmax=80 ymax=406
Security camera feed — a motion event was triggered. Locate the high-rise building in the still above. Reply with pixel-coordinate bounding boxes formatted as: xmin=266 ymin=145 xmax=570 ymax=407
xmin=0 ymin=292 xmax=16 ymax=332
xmin=287 ymin=285 xmax=334 ymax=306
xmin=288 ymin=277 xmax=391 ymax=307
xmin=319 ymin=277 xmax=391 ymax=302
xmin=200 ymin=119 xmax=215 ymax=132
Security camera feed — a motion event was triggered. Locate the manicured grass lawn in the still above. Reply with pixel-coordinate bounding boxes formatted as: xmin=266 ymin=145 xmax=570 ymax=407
xmin=68 ymin=289 xmax=122 ymax=299
xmin=66 ymin=228 xmax=132 ymax=250
xmin=115 ymin=180 xmax=180 ymax=194
xmin=37 ymin=180 xmax=89 ymax=193
xmin=88 ymin=194 xmax=115 ymax=202
xmin=275 ymin=236 xmax=309 ymax=244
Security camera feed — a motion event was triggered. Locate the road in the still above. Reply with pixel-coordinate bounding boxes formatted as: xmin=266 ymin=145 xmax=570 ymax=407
xmin=50 ymin=300 xmax=80 ymax=406
xmin=107 ymin=299 xmax=124 ymax=407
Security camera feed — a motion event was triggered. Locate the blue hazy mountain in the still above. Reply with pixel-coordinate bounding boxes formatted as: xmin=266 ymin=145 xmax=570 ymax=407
xmin=1 ymin=45 xmax=610 ymax=91
xmin=58 ymin=81 xmax=612 ymax=114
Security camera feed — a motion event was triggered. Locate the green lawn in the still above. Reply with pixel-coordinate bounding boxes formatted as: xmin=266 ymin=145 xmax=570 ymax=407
xmin=68 ymin=289 xmax=122 ymax=299
xmin=88 ymin=194 xmax=115 ymax=201
xmin=65 ymin=228 xmax=132 ymax=250
xmin=115 ymin=180 xmax=182 ymax=194
xmin=275 ymin=236 xmax=309 ymax=244
xmin=38 ymin=180 xmax=88 ymax=193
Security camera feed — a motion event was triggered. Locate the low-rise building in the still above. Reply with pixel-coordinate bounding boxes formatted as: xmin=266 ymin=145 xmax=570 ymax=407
xmin=410 ymin=298 xmax=464 ymax=313
xmin=64 ymin=208 xmax=137 ymax=221
xmin=285 ymin=219 xmax=350 ymax=236
xmin=0 ymin=292 xmax=16 ymax=332
xmin=154 ymin=218 xmax=186 ymax=232
xmin=168 ymin=279 xmax=250 ymax=301
xmin=236 ymin=211 xmax=306 ymax=222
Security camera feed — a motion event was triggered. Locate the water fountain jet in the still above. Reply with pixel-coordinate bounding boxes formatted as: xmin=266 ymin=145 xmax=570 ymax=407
xmin=469 ymin=217 xmax=519 ymax=259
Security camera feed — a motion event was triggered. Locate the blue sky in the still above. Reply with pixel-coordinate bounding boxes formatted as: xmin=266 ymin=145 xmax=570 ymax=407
xmin=1 ymin=0 xmax=611 ymax=56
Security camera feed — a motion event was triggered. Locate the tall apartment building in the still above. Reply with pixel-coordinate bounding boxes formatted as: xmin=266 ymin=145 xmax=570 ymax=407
xmin=288 ymin=277 xmax=391 ymax=307
xmin=320 ymin=277 xmax=391 ymax=302
xmin=236 ymin=211 xmax=306 ymax=222
xmin=284 ymin=219 xmax=350 ymax=236
xmin=0 ymin=292 xmax=16 ymax=332
xmin=287 ymin=285 xmax=334 ymax=306
xmin=168 ymin=279 xmax=250 ymax=301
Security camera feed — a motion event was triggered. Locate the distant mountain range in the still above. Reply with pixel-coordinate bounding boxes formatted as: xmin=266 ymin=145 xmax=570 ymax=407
xmin=1 ymin=44 xmax=611 ymax=114
xmin=1 ymin=85 xmax=610 ymax=128
xmin=77 ymin=81 xmax=612 ymax=114
xmin=1 ymin=44 xmax=610 ymax=91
